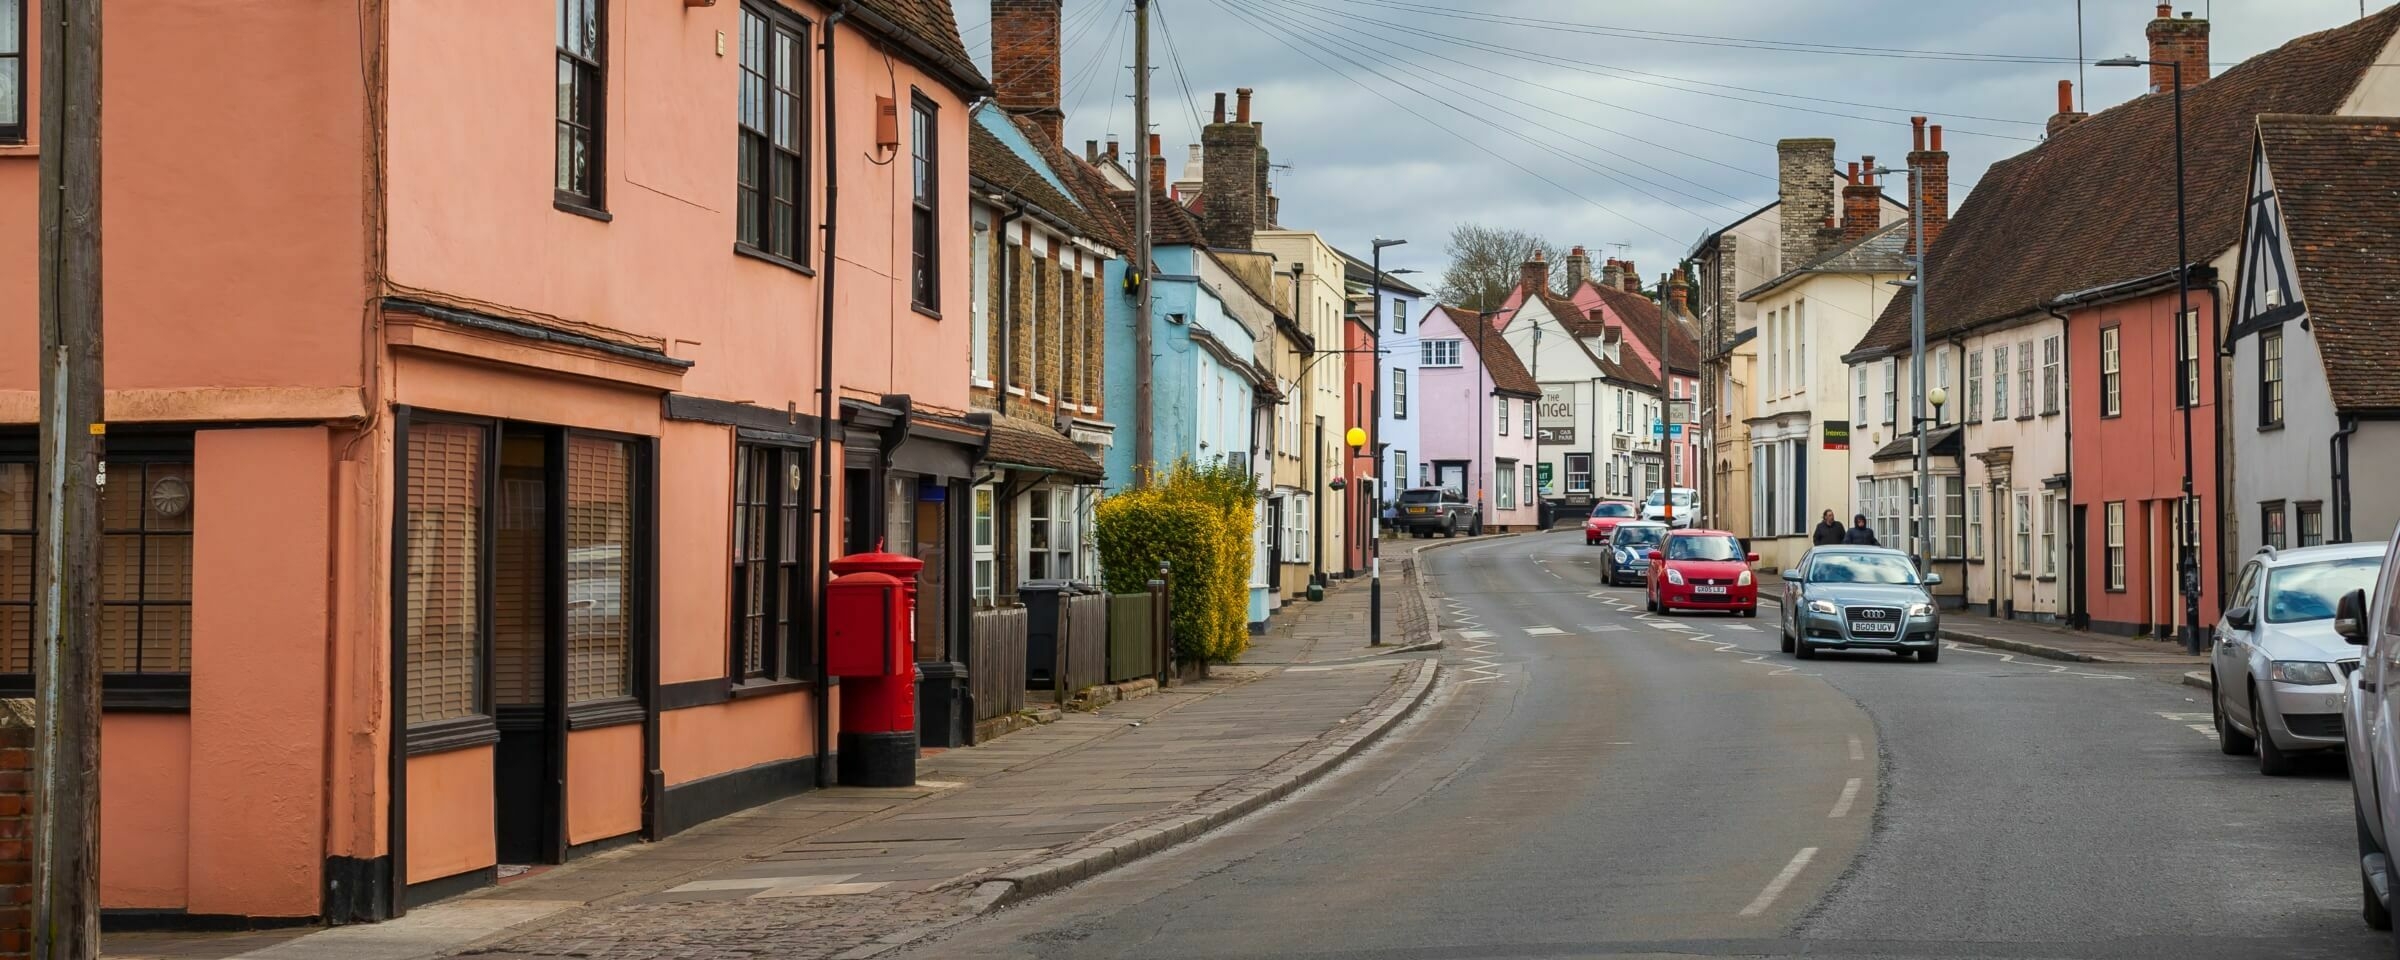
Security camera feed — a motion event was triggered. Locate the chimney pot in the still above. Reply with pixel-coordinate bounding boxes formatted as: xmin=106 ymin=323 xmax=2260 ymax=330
xmin=1106 ymin=137 xmax=1120 ymax=159
xmin=1929 ymin=125 xmax=1942 ymax=151
xmin=1149 ymin=133 xmax=1161 ymax=157
xmin=1236 ymin=88 xmax=1254 ymax=123
xmin=1085 ymin=138 xmax=1098 ymax=161
xmin=1911 ymin=116 xmax=1927 ymax=151
xmin=1907 ymin=119 xmax=1951 ymax=254
xmin=2057 ymin=79 xmax=2074 ymax=113
xmin=1620 ymin=260 xmax=1638 ymax=292
xmin=2157 ymin=2 xmax=2171 ymax=15
xmin=1213 ymin=92 xmax=1227 ymax=123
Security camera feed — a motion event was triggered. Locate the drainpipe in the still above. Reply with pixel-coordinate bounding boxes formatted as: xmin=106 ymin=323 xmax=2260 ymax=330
xmin=813 ymin=3 xmax=849 ymax=790
xmin=2043 ymin=307 xmax=2083 ymax=627
xmin=2335 ymin=415 xmax=2360 ymax=544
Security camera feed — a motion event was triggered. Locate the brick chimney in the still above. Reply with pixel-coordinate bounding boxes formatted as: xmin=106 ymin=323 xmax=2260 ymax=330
xmin=1666 ymin=268 xmax=1690 ymax=316
xmin=1252 ymin=109 xmax=1275 ymax=231
xmin=2147 ymin=4 xmax=2210 ymax=94
xmin=1148 ymin=134 xmax=1167 ymax=194
xmin=1200 ymin=89 xmax=1262 ymax=250
xmin=990 ymin=0 xmax=1065 ymax=144
xmin=1521 ymin=251 xmax=1551 ymax=297
xmin=1905 ymin=119 xmax=1950 ymax=253
xmin=1601 ymin=258 xmax=1624 ymax=291
xmin=1841 ymin=160 xmax=1881 ymax=245
xmin=1777 ymin=137 xmax=1838 ymax=272
xmin=2047 ymin=80 xmax=2088 ymax=138
xmin=1619 ymin=261 xmax=1638 ymax=292
xmin=1565 ymin=247 xmax=1592 ymax=291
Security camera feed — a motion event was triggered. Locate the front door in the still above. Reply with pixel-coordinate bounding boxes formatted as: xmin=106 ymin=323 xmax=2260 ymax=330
xmin=1433 ymin=461 xmax=1468 ymax=502
xmin=1988 ymin=484 xmax=2008 ymax=617
xmin=493 ymin=428 xmax=564 ymax=868
xmin=2070 ymin=504 xmax=2091 ymax=628
xmin=1266 ymin=498 xmax=1284 ymax=592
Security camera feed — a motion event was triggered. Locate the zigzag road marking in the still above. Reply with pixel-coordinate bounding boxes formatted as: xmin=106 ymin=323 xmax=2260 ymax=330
xmin=2159 ymin=711 xmax=2220 ymax=741
xmin=1943 ymin=640 xmax=2135 ymax=680
xmin=1444 ymin=597 xmax=1507 ymax=685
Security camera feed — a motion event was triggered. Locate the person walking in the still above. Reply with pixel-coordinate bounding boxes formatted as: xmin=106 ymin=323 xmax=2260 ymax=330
xmin=1812 ymin=509 xmax=1846 ymax=546
xmin=1843 ymin=514 xmax=1881 ymax=546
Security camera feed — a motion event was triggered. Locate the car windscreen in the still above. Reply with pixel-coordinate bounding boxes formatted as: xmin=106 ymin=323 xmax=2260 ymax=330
xmin=1665 ymin=535 xmax=1742 ymax=561
xmin=1399 ymin=490 xmax=1444 ymax=504
xmin=2264 ymin=557 xmax=2380 ymax=624
xmin=1592 ymin=503 xmax=1634 ymax=518
xmin=1805 ymin=554 xmax=1920 ymax=585
xmin=1612 ymin=526 xmax=1664 ymax=547
xmin=1644 ymin=491 xmax=1692 ymax=506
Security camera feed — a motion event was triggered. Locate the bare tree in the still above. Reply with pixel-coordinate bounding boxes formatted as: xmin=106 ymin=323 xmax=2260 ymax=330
xmin=1436 ymin=223 xmax=1560 ymax=310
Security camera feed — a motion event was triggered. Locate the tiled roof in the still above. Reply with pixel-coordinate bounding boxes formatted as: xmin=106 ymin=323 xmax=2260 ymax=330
xmin=1741 ymin=219 xmax=1915 ymax=301
xmin=970 ymin=117 xmax=1114 ymax=243
xmin=1008 ymin=117 xmax=1133 ymax=250
xmin=852 ymin=0 xmax=988 ymax=97
xmin=982 ymin=415 xmax=1106 ymax=480
xmin=1109 ymin=183 xmax=1207 ymax=247
xmin=1848 ymin=6 xmax=2400 ymax=358
xmin=1588 ymin=282 xmax=1702 ymax=377
xmin=1474 ymin=315 xmax=1541 ymax=397
xmin=2256 ymin=114 xmax=2400 ymax=411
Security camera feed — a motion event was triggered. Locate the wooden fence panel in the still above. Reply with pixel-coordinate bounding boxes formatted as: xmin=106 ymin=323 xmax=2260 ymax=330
xmin=1059 ymin=592 xmax=1110 ymax=696
xmin=1105 ymin=593 xmax=1155 ymax=682
xmin=970 ymin=606 xmax=1027 ymax=722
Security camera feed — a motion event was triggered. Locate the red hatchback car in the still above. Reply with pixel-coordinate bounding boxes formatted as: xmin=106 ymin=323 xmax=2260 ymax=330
xmin=1584 ymin=501 xmax=1639 ymax=545
xmin=1646 ymin=529 xmax=1759 ymax=616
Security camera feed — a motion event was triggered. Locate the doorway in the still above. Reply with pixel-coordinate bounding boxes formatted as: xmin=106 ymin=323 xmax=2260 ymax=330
xmin=1989 ymin=484 xmax=2008 ymax=618
xmin=493 ymin=428 xmax=563 ymax=868
xmin=2070 ymin=504 xmax=2090 ymax=628
xmin=1432 ymin=461 xmax=1468 ymax=501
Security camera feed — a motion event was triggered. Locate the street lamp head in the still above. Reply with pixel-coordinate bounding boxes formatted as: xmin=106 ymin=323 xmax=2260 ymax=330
xmin=1928 ymin=386 xmax=1949 ymax=409
xmin=2096 ymin=55 xmax=2148 ymax=67
xmin=1389 ymin=268 xmax=1421 ymax=275
xmin=1373 ymin=238 xmax=1408 ymax=250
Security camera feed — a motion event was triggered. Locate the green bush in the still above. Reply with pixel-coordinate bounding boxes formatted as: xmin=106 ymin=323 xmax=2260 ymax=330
xmin=1095 ymin=459 xmax=1256 ymax=663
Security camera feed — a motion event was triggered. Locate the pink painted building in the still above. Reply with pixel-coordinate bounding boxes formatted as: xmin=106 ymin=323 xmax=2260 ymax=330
xmin=0 ymin=0 xmax=985 ymax=924
xmin=1412 ymin=307 xmax=1541 ymax=532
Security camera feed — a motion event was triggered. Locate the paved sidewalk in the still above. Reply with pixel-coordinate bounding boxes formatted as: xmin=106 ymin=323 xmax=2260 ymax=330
xmin=1243 ymin=533 xmax=1503 ymax=665
xmin=109 ymin=575 xmax=1441 ymax=960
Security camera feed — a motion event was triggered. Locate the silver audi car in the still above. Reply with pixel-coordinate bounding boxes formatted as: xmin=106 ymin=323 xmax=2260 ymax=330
xmin=2212 ymin=541 xmax=2382 ymax=775
xmin=1779 ymin=547 xmax=1944 ymax=662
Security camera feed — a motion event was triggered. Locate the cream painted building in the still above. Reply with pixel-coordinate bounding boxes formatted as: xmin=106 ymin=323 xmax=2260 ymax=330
xmin=1255 ymin=229 xmax=1351 ymax=594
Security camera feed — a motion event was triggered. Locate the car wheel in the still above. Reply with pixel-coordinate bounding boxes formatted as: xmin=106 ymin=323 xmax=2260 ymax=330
xmin=2254 ymin=685 xmax=2296 ymax=776
xmin=1645 ymin=592 xmax=1658 ymax=613
xmin=1779 ymin=622 xmax=1795 ymax=653
xmin=1741 ymin=605 xmax=1758 ymax=619
xmin=1794 ymin=635 xmax=1817 ymax=660
xmin=2213 ymin=673 xmax=2253 ymax=755
xmin=2360 ymin=800 xmax=2394 ymax=931
xmin=1917 ymin=644 xmax=1940 ymax=663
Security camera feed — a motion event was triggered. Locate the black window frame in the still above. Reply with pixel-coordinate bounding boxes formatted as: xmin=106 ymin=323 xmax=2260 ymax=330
xmin=555 ymin=0 xmax=608 ymax=214
xmin=910 ymin=91 xmax=940 ymax=313
xmin=2261 ymin=499 xmax=2287 ymax=550
xmin=736 ymin=2 xmax=811 ymax=267
xmin=0 ymin=431 xmax=196 ymax=711
xmin=2298 ymin=500 xmax=2325 ymax=548
xmin=730 ymin=441 xmax=813 ymax=691
xmin=0 ymin=0 xmax=23 ymax=144
xmin=2259 ymin=325 xmax=2285 ymax=429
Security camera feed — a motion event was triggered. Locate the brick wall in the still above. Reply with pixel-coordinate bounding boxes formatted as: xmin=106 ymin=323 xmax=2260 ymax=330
xmin=0 ymin=700 xmax=30 ymax=960
xmin=1201 ymin=118 xmax=1260 ymax=251
xmin=990 ymin=0 xmax=1064 ymax=143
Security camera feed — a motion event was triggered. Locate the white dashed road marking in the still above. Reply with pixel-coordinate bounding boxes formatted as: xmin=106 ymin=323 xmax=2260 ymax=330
xmin=2160 ymin=711 xmax=2219 ymax=741
xmin=1739 ymin=848 xmax=1818 ymax=917
xmin=1524 ymin=626 xmax=1568 ymax=636
xmin=1828 ymin=778 xmax=1862 ymax=819
xmin=1847 ymin=735 xmax=1865 ymax=761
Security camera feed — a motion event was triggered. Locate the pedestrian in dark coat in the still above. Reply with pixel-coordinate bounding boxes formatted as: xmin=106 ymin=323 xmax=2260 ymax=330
xmin=1812 ymin=509 xmax=1847 ymax=546
xmin=1843 ymin=514 xmax=1880 ymax=546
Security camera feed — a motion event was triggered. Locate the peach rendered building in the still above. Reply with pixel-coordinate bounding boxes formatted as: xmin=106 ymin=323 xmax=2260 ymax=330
xmin=0 ymin=0 xmax=986 ymax=924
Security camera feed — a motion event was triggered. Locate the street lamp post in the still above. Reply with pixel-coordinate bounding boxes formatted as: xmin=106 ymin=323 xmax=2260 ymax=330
xmin=1870 ymin=160 xmax=1935 ymax=574
xmin=2100 ymin=54 xmax=2201 ymax=654
xmin=1369 ymin=238 xmax=1406 ymax=646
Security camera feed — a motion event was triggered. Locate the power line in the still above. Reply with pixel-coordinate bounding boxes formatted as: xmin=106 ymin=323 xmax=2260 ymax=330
xmin=1315 ymin=0 xmax=2091 ymax=65
xmin=1204 ymin=0 xmax=1689 ymax=244
xmin=1295 ymin=0 xmax=2045 ymax=140
xmin=1155 ymin=2 xmax=1211 ymax=142
xmin=1254 ymin=0 xmax=1760 ymax=209
xmin=1062 ymin=4 xmax=1127 ymax=121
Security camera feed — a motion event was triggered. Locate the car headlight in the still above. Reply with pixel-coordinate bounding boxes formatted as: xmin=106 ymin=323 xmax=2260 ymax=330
xmin=1613 ymin=548 xmax=1628 ymax=562
xmin=2270 ymin=661 xmax=2339 ymax=686
xmin=1665 ymin=568 xmax=1685 ymax=585
xmin=1808 ymin=599 xmax=1839 ymax=615
xmin=1737 ymin=570 xmax=1753 ymax=587
xmin=1906 ymin=602 xmax=1935 ymax=618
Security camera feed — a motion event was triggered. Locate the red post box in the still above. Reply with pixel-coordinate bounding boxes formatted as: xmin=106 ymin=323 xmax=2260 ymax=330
xmin=827 ymin=549 xmax=923 ymax=787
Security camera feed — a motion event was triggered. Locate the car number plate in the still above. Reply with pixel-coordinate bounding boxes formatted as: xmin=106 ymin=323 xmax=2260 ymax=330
xmin=1407 ymin=507 xmax=1428 ymax=514
xmin=1850 ymin=621 xmax=1898 ymax=636
xmin=1695 ymin=585 xmax=1727 ymax=595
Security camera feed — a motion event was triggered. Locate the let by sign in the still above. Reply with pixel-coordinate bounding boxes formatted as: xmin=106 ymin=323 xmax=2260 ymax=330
xmin=1824 ymin=420 xmax=1851 ymax=451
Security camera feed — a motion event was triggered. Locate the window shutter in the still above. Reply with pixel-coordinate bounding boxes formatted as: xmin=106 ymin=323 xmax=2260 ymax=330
xmin=567 ymin=436 xmax=635 ymax=703
xmin=406 ymin=423 xmax=486 ymax=726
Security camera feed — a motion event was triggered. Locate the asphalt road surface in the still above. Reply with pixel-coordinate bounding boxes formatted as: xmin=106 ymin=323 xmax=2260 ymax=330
xmin=897 ymin=530 xmax=2384 ymax=959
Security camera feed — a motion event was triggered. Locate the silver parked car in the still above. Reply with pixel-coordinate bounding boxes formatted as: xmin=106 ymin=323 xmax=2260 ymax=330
xmin=2212 ymin=541 xmax=2382 ymax=774
xmin=1779 ymin=547 xmax=1943 ymax=662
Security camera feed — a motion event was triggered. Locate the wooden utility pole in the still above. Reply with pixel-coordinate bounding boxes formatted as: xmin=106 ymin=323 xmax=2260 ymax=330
xmin=34 ymin=0 xmax=105 ymax=956
xmin=1130 ymin=0 xmax=1153 ymax=482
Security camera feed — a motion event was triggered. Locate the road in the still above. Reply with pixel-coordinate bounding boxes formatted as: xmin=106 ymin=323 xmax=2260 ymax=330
xmin=896 ymin=530 xmax=2383 ymax=959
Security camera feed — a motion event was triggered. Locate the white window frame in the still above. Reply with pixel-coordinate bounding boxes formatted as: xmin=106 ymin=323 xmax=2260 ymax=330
xmin=1290 ymin=493 xmax=1312 ymax=564
xmin=1794 ymin=299 xmax=1807 ymax=391
xmin=1855 ymin=366 xmax=1868 ymax=425
xmin=2040 ymin=335 xmax=2061 ymax=415
xmin=1497 ymin=396 xmax=1509 ymax=436
xmin=1522 ymin=399 xmax=1532 ymax=436
xmin=2105 ymin=500 xmax=2127 ymax=590
xmin=2101 ymin=326 xmax=2122 ymax=417
xmin=2040 ymin=491 xmax=2059 ymax=576
xmin=1566 ymin=453 xmax=1593 ymax=494
xmin=1967 ymin=487 xmax=1984 ymax=560
xmin=1935 ymin=349 xmax=1952 ymax=425
xmin=1993 ymin=344 xmax=2009 ymax=422
xmin=1497 ymin=461 xmax=1517 ymax=510
xmin=1883 ymin=358 xmax=1897 ymax=425
xmin=971 ymin=483 xmax=996 ymax=603
xmin=1422 ymin=339 xmax=1462 ymax=367
xmin=2017 ymin=339 xmax=2034 ymax=419
xmin=1966 ymin=350 xmax=1984 ymax=423
xmin=2014 ymin=491 xmax=2033 ymax=575
xmin=1392 ymin=368 xmax=1408 ymax=420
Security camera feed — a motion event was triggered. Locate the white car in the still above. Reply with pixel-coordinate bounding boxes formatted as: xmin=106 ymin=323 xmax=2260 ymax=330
xmin=2340 ymin=527 xmax=2400 ymax=934
xmin=1639 ymin=487 xmax=1699 ymax=528
xmin=2211 ymin=542 xmax=2380 ymax=774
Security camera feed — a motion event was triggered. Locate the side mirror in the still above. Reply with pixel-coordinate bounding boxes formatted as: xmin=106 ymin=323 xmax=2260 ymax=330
xmin=1647 ymin=550 xmax=1663 ymax=562
xmin=2224 ymin=605 xmax=2256 ymax=631
xmin=2337 ymin=589 xmax=2370 ymax=646
xmin=1785 ymin=571 xmax=1806 ymax=585
xmin=1924 ymin=573 xmax=1944 ymax=587
xmin=1746 ymin=553 xmax=1760 ymax=563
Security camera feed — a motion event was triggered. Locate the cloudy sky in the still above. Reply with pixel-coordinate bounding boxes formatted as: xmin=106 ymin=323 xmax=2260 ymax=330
xmin=954 ymin=0 xmax=2376 ymax=293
